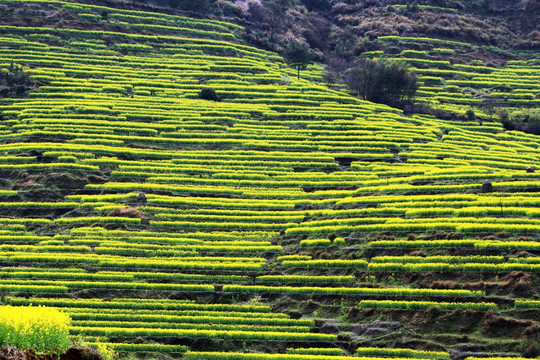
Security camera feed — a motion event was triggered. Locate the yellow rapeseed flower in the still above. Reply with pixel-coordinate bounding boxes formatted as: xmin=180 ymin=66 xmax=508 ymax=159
xmin=0 ymin=305 xmax=71 ymax=354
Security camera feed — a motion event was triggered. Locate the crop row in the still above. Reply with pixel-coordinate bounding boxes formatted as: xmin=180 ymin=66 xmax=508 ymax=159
xmin=87 ymin=343 xmax=187 ymax=353
xmin=222 ymin=285 xmax=482 ymax=297
xmin=357 ymin=300 xmax=497 ymax=310
xmin=0 ymin=268 xmax=356 ymax=284
xmin=0 ymin=279 xmax=215 ymax=292
xmin=355 ymin=347 xmax=449 ymax=359
xmin=0 ymin=268 xmax=252 ymax=283
xmin=74 ymin=320 xmax=310 ymax=334
xmin=67 ymin=312 xmax=312 ymax=327
xmin=4 ymin=297 xmax=272 ymax=313
xmin=183 ymin=352 xmax=418 ymax=360
xmin=286 ymin=348 xmax=344 ymax=355
xmin=285 ymin=222 xmax=540 ymax=236
xmin=370 ymin=256 xmax=506 ymax=264
xmin=66 ymin=307 xmax=287 ymax=319
xmin=70 ymin=326 xmax=337 ymax=341
xmin=0 ymin=253 xmax=266 ymax=271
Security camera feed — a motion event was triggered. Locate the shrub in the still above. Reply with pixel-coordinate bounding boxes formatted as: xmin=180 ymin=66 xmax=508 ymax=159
xmin=94 ymin=342 xmax=117 ymax=360
xmin=199 ymin=87 xmax=219 ymax=101
xmin=466 ymin=109 xmax=476 ymax=120
xmin=0 ymin=305 xmax=71 ymax=354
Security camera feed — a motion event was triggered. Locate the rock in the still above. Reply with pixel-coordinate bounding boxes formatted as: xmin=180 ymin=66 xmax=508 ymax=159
xmin=346 ymin=232 xmax=362 ymax=241
xmin=137 ymin=192 xmax=147 ymax=205
xmin=28 ymin=150 xmax=43 ymax=159
xmin=288 ymin=311 xmax=303 ymax=319
xmin=335 ymin=157 xmax=355 ymax=167
xmin=0 ymin=347 xmax=24 ymax=360
xmin=481 ymin=179 xmax=493 ymax=193
xmin=60 ymin=347 xmax=101 ymax=360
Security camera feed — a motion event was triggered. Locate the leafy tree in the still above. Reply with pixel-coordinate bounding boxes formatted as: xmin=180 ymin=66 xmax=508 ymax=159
xmin=500 ymin=109 xmax=540 ymax=135
xmin=516 ymin=110 xmax=540 ymax=135
xmin=381 ymin=61 xmax=418 ymax=108
xmin=343 ymin=60 xmax=381 ymax=100
xmin=343 ymin=58 xmax=418 ymax=109
xmin=284 ymin=41 xmax=315 ymax=79
xmin=528 ymin=115 xmax=540 ymax=135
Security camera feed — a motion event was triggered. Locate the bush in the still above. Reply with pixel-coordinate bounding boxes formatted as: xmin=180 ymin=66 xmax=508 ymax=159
xmin=198 ymin=87 xmax=219 ymax=101
xmin=0 ymin=305 xmax=71 ymax=354
xmin=466 ymin=109 xmax=476 ymax=120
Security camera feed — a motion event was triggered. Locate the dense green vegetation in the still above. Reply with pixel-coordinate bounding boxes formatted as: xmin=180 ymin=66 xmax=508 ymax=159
xmin=0 ymin=0 xmax=538 ymax=359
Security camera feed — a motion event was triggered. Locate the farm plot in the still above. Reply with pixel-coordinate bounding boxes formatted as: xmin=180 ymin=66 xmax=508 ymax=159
xmin=0 ymin=0 xmax=538 ymax=357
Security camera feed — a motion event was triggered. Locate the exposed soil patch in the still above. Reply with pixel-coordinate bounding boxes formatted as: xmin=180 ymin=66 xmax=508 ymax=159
xmin=483 ymin=310 xmax=536 ymax=338
xmin=60 ymin=347 xmax=102 ymax=360
xmin=108 ymin=206 xmax=144 ymax=218
xmin=410 ymin=271 xmax=536 ymax=297
xmin=0 ymin=347 xmax=101 ymax=360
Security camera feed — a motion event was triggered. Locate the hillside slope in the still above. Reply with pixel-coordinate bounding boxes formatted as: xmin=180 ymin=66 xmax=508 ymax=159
xmin=235 ymin=0 xmax=540 ymax=128
xmin=0 ymin=1 xmax=539 ymax=359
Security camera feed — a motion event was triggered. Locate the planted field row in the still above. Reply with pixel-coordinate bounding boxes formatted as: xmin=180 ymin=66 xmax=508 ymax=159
xmin=0 ymin=3 xmax=538 ymax=357
xmin=70 ymin=327 xmax=336 ymax=342
xmin=183 ymin=352 xmax=441 ymax=360
xmin=4 ymin=297 xmax=272 ymax=312
xmin=368 ymin=240 xmax=540 ymax=250
xmin=357 ymin=300 xmax=497 ymax=310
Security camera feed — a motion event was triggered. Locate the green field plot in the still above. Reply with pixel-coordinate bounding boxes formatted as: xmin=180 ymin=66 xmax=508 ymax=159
xmin=0 ymin=0 xmax=538 ymax=359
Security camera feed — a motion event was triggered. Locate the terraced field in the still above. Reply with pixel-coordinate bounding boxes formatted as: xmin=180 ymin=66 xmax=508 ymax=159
xmin=0 ymin=0 xmax=539 ymax=358
xmin=368 ymin=34 xmax=539 ymax=120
